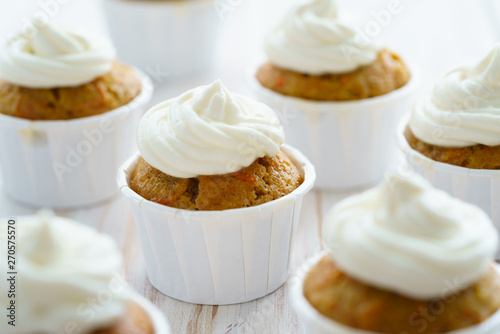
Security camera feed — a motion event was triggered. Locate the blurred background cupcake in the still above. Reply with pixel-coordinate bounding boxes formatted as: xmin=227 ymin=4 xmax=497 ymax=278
xmin=252 ymin=0 xmax=419 ymax=190
xmin=0 ymin=21 xmax=153 ymax=208
xmin=398 ymin=45 xmax=500 ymax=233
xmin=291 ymin=172 xmax=500 ymax=333
xmin=101 ymin=0 xmax=221 ymax=80
xmin=0 ymin=210 xmax=170 ymax=334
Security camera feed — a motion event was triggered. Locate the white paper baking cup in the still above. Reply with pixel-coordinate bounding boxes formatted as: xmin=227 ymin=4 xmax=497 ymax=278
xmin=290 ymin=251 xmax=500 ymax=334
xmin=250 ymin=65 xmax=419 ymax=190
xmin=0 ymin=70 xmax=153 ymax=209
xmin=396 ymin=115 xmax=500 ymax=236
xmin=118 ymin=144 xmax=315 ymax=305
xmin=132 ymin=292 xmax=171 ymax=334
xmin=102 ymin=0 xmax=220 ymax=78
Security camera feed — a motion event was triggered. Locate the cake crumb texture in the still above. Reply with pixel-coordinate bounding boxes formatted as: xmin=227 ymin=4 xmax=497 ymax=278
xmin=405 ymin=127 xmax=500 ymax=169
xmin=130 ymin=150 xmax=304 ymax=211
xmin=304 ymin=256 xmax=500 ymax=334
xmin=0 ymin=61 xmax=142 ymax=120
xmin=256 ymin=49 xmax=410 ymax=101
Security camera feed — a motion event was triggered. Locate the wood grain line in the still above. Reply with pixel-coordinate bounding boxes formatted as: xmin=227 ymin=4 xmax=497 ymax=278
xmin=212 ymin=305 xmax=219 ymax=320
xmin=186 ymin=304 xmax=203 ymax=334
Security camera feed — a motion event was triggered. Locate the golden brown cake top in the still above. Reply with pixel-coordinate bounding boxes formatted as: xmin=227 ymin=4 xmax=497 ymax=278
xmin=405 ymin=126 xmax=500 ymax=169
xmin=0 ymin=61 xmax=142 ymax=120
xmin=130 ymin=149 xmax=303 ymax=211
xmin=256 ymin=48 xmax=410 ymax=101
xmin=304 ymin=255 xmax=500 ymax=334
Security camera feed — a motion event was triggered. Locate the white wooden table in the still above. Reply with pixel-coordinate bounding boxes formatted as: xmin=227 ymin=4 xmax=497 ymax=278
xmin=1 ymin=0 xmax=499 ymax=333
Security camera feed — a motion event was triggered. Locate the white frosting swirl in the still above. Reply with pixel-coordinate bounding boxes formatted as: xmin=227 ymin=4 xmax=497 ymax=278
xmin=137 ymin=80 xmax=284 ymax=178
xmin=0 ymin=22 xmax=115 ymax=88
xmin=410 ymin=45 xmax=500 ymax=147
xmin=323 ymin=172 xmax=498 ymax=300
xmin=0 ymin=211 xmax=130 ymax=334
xmin=265 ymin=0 xmax=380 ymax=75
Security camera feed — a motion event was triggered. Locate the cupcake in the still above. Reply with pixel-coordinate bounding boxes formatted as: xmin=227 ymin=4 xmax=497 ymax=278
xmin=291 ymin=173 xmax=500 ymax=334
xmin=0 ymin=210 xmax=170 ymax=334
xmin=0 ymin=22 xmax=153 ymax=208
xmin=118 ymin=80 xmax=315 ymax=304
xmin=130 ymin=80 xmax=303 ymax=210
xmin=398 ymin=45 xmax=500 ymax=230
xmin=102 ymin=0 xmax=220 ymax=78
xmin=0 ymin=24 xmax=141 ymax=120
xmin=252 ymin=0 xmax=418 ymax=190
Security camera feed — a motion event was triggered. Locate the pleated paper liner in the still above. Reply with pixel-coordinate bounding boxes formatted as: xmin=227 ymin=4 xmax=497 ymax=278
xmin=118 ymin=144 xmax=315 ymax=305
xmin=0 ymin=69 xmax=153 ymax=209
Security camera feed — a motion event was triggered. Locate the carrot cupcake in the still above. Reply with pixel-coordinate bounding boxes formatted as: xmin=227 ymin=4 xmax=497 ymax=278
xmin=256 ymin=0 xmax=410 ymax=101
xmin=0 ymin=211 xmax=169 ymax=334
xmin=253 ymin=0 xmax=417 ymax=190
xmin=398 ymin=44 xmax=500 ymax=227
xmin=0 ymin=22 xmax=142 ymax=120
xmin=0 ymin=21 xmax=152 ymax=208
xmin=405 ymin=45 xmax=500 ymax=169
xmin=131 ymin=80 xmax=303 ymax=210
xmin=118 ymin=80 xmax=315 ymax=304
xmin=292 ymin=172 xmax=500 ymax=334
